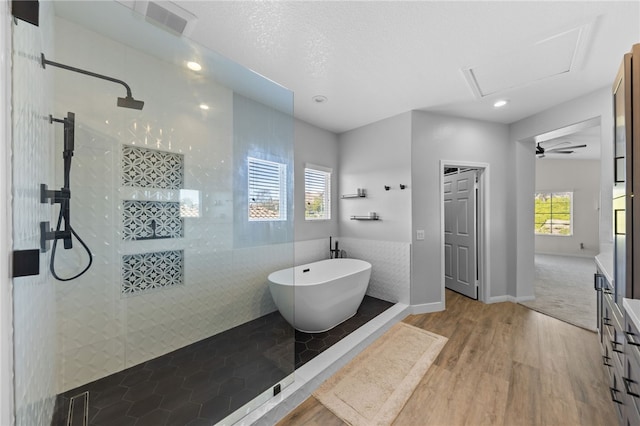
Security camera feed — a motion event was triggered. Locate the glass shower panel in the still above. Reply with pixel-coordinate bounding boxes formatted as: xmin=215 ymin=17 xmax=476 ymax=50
xmin=11 ymin=2 xmax=58 ymax=425
xmin=12 ymin=2 xmax=294 ymax=425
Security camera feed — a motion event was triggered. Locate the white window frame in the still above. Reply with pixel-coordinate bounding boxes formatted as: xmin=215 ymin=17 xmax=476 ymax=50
xmin=304 ymin=164 xmax=332 ymax=221
xmin=534 ymin=191 xmax=574 ymax=236
xmin=248 ymin=157 xmax=287 ymax=222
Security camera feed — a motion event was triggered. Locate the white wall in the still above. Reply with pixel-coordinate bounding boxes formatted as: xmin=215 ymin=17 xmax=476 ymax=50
xmin=510 ymin=88 xmax=614 ymax=298
xmin=338 ymin=112 xmax=412 ymax=242
xmin=535 ymin=159 xmax=601 ymax=256
xmin=411 ymin=111 xmax=512 ymax=304
xmin=294 ymin=119 xmax=339 ymax=243
xmin=51 ymin=17 xmax=294 ymax=392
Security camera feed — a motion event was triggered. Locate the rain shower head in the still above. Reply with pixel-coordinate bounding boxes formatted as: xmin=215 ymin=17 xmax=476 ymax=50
xmin=117 ymin=96 xmax=145 ymax=110
xmin=41 ymin=53 xmax=145 ymax=110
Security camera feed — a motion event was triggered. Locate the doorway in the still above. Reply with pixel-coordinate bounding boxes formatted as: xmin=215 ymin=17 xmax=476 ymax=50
xmin=441 ymin=161 xmax=489 ymax=302
xmin=523 ymin=118 xmax=601 ymax=329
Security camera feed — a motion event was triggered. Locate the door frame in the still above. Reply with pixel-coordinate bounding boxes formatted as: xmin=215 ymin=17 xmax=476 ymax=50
xmin=440 ymin=160 xmax=490 ymax=303
xmin=1 ymin=3 xmax=13 ymax=425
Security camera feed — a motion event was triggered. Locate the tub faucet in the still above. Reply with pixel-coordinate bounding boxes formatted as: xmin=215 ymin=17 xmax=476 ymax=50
xmin=329 ymin=236 xmax=341 ymax=258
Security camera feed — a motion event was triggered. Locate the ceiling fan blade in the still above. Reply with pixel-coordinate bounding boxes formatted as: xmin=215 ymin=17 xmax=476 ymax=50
xmin=545 ymin=144 xmax=586 ymax=153
xmin=548 ymin=150 xmax=574 ymax=154
xmin=542 ymin=141 xmax=571 ymax=150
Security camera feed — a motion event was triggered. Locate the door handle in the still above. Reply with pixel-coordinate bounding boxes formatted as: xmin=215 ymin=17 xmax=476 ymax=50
xmin=623 ymin=377 xmax=640 ymax=398
xmin=610 ymin=387 xmax=624 ymax=404
xmin=612 ymin=340 xmax=624 ymax=354
xmin=625 ymin=331 xmax=640 ymax=347
xmin=594 ymin=273 xmax=603 ymax=290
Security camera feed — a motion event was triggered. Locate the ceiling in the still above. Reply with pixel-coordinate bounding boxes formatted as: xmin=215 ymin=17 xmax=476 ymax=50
xmin=62 ymin=1 xmax=639 ymax=138
xmin=167 ymin=1 xmax=640 ymax=134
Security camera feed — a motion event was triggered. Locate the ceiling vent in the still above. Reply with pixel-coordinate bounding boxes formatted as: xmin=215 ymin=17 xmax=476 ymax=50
xmin=132 ymin=1 xmax=197 ymax=37
xmin=462 ymin=21 xmax=594 ymax=98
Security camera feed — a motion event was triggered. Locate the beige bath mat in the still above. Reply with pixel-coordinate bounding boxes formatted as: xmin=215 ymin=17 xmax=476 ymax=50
xmin=313 ymin=322 xmax=447 ymax=426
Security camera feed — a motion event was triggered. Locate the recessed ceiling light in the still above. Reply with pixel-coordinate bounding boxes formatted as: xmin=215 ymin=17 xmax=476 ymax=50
xmin=312 ymin=95 xmax=328 ymax=104
xmin=199 ymin=104 xmax=209 ymax=110
xmin=187 ymin=61 xmax=202 ymax=71
xmin=493 ymin=99 xmax=508 ymax=108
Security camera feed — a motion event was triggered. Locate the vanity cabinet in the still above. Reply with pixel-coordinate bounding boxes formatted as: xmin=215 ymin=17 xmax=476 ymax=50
xmin=597 ymin=267 xmax=627 ymax=424
xmin=624 ymin=307 xmax=640 ymax=425
xmin=598 ymin=42 xmax=640 ymax=426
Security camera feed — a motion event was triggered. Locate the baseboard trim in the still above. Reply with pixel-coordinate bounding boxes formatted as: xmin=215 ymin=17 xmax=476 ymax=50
xmin=535 ymin=251 xmax=598 ymax=259
xmin=488 ymin=295 xmax=535 ymax=304
xmin=410 ymin=301 xmax=445 ymax=315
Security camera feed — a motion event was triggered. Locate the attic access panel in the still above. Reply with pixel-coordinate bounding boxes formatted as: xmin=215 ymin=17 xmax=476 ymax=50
xmin=463 ymin=25 xmax=590 ymax=98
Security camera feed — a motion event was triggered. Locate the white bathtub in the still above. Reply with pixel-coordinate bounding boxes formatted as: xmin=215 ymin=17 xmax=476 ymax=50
xmin=268 ymin=258 xmax=372 ymax=333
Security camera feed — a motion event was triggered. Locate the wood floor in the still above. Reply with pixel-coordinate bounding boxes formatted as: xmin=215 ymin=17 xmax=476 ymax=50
xmin=277 ymin=290 xmax=617 ymax=426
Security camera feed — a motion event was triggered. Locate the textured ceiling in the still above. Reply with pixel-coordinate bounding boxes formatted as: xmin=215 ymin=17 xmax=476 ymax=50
xmin=176 ymin=1 xmax=640 ymax=134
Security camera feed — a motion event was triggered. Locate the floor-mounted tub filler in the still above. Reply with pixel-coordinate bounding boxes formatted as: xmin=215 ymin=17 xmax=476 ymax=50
xmin=268 ymin=258 xmax=372 ymax=333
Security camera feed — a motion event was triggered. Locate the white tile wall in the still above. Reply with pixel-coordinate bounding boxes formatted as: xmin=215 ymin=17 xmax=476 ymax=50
xmin=11 ymin=4 xmax=57 ymax=425
xmin=337 ymin=237 xmax=411 ymax=304
xmin=51 ymin=16 xmax=295 ymax=392
xmin=291 ymin=237 xmax=410 ymax=304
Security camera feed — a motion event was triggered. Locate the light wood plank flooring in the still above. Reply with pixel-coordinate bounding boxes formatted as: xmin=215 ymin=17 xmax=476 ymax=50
xmin=277 ymin=289 xmax=617 ymax=426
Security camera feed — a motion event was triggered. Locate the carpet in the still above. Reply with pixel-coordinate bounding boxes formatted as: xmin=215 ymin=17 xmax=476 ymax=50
xmin=520 ymin=254 xmax=597 ymax=331
xmin=313 ymin=322 xmax=447 ymax=426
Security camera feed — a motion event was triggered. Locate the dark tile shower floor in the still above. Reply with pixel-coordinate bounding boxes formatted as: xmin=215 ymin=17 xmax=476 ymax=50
xmin=51 ymin=296 xmax=393 ymax=426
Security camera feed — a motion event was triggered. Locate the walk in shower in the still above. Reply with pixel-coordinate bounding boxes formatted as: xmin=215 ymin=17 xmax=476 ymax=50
xmin=12 ymin=2 xmax=294 ymax=425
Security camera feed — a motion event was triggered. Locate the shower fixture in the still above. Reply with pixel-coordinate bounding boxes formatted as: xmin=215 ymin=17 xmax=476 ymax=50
xmin=41 ymin=112 xmax=93 ymax=281
xmin=41 ymin=53 xmax=145 ymax=110
xmin=38 ymin=53 xmax=145 ymax=280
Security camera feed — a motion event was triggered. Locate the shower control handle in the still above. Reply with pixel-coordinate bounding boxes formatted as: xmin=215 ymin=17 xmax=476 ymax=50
xmin=40 ymin=184 xmax=70 ymax=205
xmin=40 ymin=221 xmax=71 ymax=253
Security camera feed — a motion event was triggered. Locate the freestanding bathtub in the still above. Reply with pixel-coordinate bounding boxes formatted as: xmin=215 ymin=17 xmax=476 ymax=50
xmin=268 ymin=258 xmax=372 ymax=333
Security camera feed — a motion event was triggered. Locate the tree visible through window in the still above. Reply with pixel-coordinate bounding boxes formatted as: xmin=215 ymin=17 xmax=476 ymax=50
xmin=534 ymin=192 xmax=573 ymax=235
xmin=305 ymin=166 xmax=331 ymax=220
xmin=248 ymin=157 xmax=287 ymax=221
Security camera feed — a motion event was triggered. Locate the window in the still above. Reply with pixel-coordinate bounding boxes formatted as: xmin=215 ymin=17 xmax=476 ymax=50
xmin=305 ymin=165 xmax=332 ymax=220
xmin=248 ymin=157 xmax=287 ymax=221
xmin=534 ymin=191 xmax=573 ymax=236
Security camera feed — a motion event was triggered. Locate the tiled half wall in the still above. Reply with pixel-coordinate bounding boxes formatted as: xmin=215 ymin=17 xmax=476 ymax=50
xmin=294 ymin=238 xmax=411 ymax=304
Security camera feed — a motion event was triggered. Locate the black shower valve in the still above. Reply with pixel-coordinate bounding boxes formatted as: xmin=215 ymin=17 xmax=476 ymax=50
xmin=40 ymin=221 xmax=71 ymax=253
xmin=40 ymin=183 xmax=70 ymax=204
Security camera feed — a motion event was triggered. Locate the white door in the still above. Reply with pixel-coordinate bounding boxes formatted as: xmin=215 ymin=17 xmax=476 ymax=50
xmin=444 ymin=169 xmax=478 ymax=299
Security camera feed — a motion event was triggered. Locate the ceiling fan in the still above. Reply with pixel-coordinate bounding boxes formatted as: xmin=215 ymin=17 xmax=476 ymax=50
xmin=536 ymin=141 xmax=587 ymax=158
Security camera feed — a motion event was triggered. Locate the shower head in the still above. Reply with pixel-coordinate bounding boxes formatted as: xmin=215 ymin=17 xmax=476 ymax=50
xmin=41 ymin=53 xmax=145 ymax=110
xmin=117 ymin=96 xmax=145 ymax=110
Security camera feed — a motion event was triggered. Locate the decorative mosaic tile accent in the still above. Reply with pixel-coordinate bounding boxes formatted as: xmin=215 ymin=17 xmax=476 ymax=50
xmin=123 ymin=200 xmax=183 ymax=240
xmin=122 ymin=145 xmax=184 ymax=189
xmin=122 ymin=250 xmax=184 ymax=295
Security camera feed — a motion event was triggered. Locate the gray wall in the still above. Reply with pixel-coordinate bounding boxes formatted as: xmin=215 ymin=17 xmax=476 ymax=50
xmin=535 ymin=159 xmax=601 ymax=256
xmin=411 ymin=111 xmax=512 ymax=304
xmin=292 ymin=87 xmax=613 ymax=307
xmin=338 ymin=112 xmax=412 ymax=242
xmin=294 ymin=119 xmax=339 ymax=241
xmin=334 ymin=110 xmax=513 ymax=307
